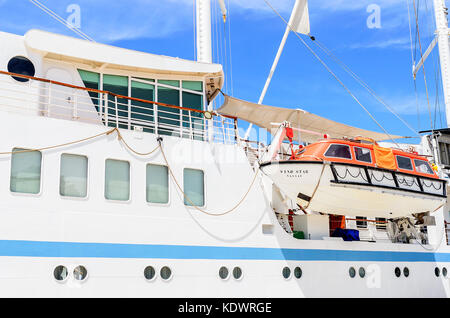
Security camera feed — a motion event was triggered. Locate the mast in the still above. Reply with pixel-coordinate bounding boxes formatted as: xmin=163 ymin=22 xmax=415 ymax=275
xmin=196 ymin=0 xmax=213 ymax=64
xmin=433 ymin=0 xmax=450 ymax=127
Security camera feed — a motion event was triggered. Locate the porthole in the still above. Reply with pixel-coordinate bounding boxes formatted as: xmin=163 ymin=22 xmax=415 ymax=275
xmin=294 ymin=267 xmax=302 ymax=279
xmin=359 ymin=267 xmax=366 ymax=278
xmin=144 ymin=266 xmax=156 ymax=281
xmin=443 ymin=267 xmax=448 ymax=278
xmin=7 ymin=56 xmax=35 ymax=82
xmin=282 ymin=267 xmax=291 ymax=279
xmin=53 ymin=265 xmax=68 ymax=282
xmin=219 ymin=266 xmax=229 ymax=280
xmin=403 ymin=267 xmax=410 ymax=278
xmin=73 ymin=265 xmax=88 ymax=281
xmin=395 ymin=267 xmax=401 ymax=278
xmin=435 ymin=267 xmax=441 ymax=277
xmin=233 ymin=267 xmax=243 ymax=280
xmin=160 ymin=266 xmax=172 ymax=280
xmin=349 ymin=267 xmax=356 ymax=278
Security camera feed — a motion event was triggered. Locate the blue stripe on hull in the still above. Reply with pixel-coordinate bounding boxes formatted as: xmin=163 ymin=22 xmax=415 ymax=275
xmin=0 ymin=240 xmax=449 ymax=262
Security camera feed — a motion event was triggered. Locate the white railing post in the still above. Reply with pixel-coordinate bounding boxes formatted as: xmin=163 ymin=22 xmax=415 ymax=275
xmin=46 ymin=82 xmax=51 ymax=117
xmin=114 ymin=96 xmax=119 ymax=128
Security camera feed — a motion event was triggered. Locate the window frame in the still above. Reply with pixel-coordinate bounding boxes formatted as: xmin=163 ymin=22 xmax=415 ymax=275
xmin=145 ymin=163 xmax=171 ymax=206
xmin=182 ymin=167 xmax=206 ymax=208
xmin=9 ymin=147 xmax=43 ymax=197
xmin=353 ymin=146 xmax=373 ymax=164
xmin=413 ymin=159 xmax=434 ymax=175
xmin=356 ymin=216 xmax=368 ymax=229
xmin=323 ymin=143 xmax=353 ymax=160
xmin=396 ymin=155 xmax=414 ymax=171
xmin=58 ymin=153 xmax=89 ymax=200
xmin=104 ymin=158 xmax=132 ymax=203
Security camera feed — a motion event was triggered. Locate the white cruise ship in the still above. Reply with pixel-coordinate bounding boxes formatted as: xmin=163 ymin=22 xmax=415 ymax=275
xmin=0 ymin=0 xmax=449 ymax=298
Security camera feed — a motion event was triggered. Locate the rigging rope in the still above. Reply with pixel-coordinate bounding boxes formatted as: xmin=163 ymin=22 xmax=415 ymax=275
xmin=29 ymin=0 xmax=95 ymax=42
xmin=262 ymin=0 xmax=401 ymax=147
xmin=413 ymin=0 xmax=434 ymax=131
xmin=312 ymin=39 xmax=420 ymax=137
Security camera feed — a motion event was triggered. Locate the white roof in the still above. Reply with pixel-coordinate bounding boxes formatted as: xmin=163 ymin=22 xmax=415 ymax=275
xmin=218 ymin=95 xmax=405 ymax=143
xmin=24 ymin=29 xmax=223 ymax=77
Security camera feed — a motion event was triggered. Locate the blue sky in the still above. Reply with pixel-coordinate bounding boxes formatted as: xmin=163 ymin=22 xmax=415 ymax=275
xmin=0 ymin=0 xmax=447 ymax=143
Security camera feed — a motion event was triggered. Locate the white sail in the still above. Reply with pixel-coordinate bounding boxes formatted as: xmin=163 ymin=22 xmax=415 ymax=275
xmin=288 ymin=0 xmax=310 ymax=35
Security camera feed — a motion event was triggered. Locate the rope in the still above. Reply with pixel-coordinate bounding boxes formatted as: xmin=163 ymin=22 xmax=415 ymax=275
xmin=0 ymin=125 xmax=255 ymax=216
xmin=312 ymin=39 xmax=420 ymax=137
xmin=262 ymin=0 xmax=401 ymax=147
xmin=0 ymin=128 xmax=117 ymax=155
xmin=158 ymin=139 xmax=259 ymax=216
xmin=114 ymin=129 xmax=160 ymax=157
xmin=413 ymin=0 xmax=434 ymax=131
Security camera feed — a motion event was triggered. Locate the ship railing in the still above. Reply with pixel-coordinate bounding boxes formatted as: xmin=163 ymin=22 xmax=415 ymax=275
xmin=0 ymin=70 xmax=238 ymax=145
xmin=330 ymin=163 xmax=447 ymax=198
xmin=241 ymin=139 xmax=267 ymax=165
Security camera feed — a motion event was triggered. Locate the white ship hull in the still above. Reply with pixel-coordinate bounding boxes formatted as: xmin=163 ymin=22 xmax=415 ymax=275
xmin=0 ymin=113 xmax=447 ymax=298
xmin=260 ymin=161 xmax=447 ymax=219
xmin=0 ymin=29 xmax=448 ymax=298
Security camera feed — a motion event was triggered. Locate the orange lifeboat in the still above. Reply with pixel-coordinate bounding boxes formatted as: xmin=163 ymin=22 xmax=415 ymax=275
xmin=260 ymin=134 xmax=447 ymax=218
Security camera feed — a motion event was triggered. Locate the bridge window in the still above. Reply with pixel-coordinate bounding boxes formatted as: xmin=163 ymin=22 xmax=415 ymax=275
xmin=183 ymin=168 xmax=205 ymax=207
xmin=77 ymin=70 xmax=205 ymax=139
xmin=10 ymin=148 xmax=42 ymax=194
xmin=354 ymin=147 xmax=372 ymax=163
xmin=131 ymin=80 xmax=155 ymax=133
xmin=105 ymin=159 xmax=130 ymax=201
xmin=414 ymin=159 xmax=433 ymax=174
xmin=78 ymin=70 xmax=100 ymax=108
xmin=396 ymin=156 xmax=413 ymax=171
xmin=146 ymin=164 xmax=169 ymax=204
xmin=60 ymin=154 xmax=88 ymax=198
xmin=324 ymin=144 xmax=352 ymax=159
xmin=157 ymin=85 xmax=181 ymax=137
xmin=103 ymin=74 xmax=129 ymax=129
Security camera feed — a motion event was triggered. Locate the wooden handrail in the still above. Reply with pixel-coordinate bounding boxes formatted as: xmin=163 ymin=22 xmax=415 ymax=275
xmin=0 ymin=70 xmax=237 ymax=118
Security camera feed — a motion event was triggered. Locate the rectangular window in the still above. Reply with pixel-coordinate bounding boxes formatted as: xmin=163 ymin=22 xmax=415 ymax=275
xmin=414 ymin=159 xmax=433 ymax=174
xmin=354 ymin=147 xmax=372 ymax=163
xmin=131 ymin=80 xmax=155 ymax=133
xmin=105 ymin=159 xmax=130 ymax=201
xmin=396 ymin=156 xmax=413 ymax=171
xmin=146 ymin=164 xmax=169 ymax=204
xmin=157 ymin=85 xmax=181 ymax=137
xmin=60 ymin=154 xmax=88 ymax=198
xmin=183 ymin=168 xmax=204 ymax=206
xmin=182 ymin=91 xmax=204 ymax=140
xmin=356 ymin=216 xmax=367 ymax=228
xmin=324 ymin=144 xmax=352 ymax=159
xmin=78 ymin=70 xmax=100 ymax=109
xmin=103 ymin=74 xmax=129 ymax=129
xmin=10 ymin=148 xmax=42 ymax=194
xmin=376 ymin=217 xmax=387 ymax=230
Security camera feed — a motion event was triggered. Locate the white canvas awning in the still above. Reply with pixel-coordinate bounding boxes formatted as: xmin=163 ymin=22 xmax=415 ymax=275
xmin=218 ymin=95 xmax=405 ymax=143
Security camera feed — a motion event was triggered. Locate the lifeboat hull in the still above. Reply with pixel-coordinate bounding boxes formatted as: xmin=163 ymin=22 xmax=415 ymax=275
xmin=260 ymin=161 xmax=447 ymax=219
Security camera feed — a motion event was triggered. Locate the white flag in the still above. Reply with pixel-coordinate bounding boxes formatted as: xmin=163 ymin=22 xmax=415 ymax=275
xmin=288 ymin=0 xmax=310 ymax=35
